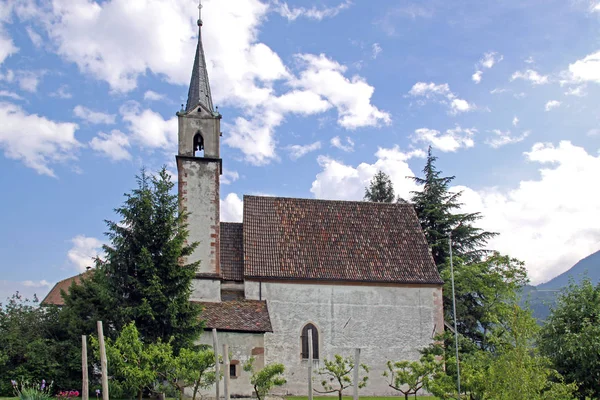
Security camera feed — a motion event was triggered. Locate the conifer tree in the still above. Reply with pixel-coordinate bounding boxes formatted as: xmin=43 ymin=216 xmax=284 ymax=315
xmin=63 ymin=167 xmax=202 ymax=352
xmin=364 ymin=171 xmax=395 ymax=203
xmin=409 ymin=147 xmax=497 ymax=270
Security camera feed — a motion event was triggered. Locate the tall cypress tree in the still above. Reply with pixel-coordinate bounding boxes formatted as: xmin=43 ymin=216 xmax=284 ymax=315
xmin=364 ymin=171 xmax=395 ymax=203
xmin=62 ymin=167 xmax=202 ymax=352
xmin=409 ymin=147 xmax=497 ymax=270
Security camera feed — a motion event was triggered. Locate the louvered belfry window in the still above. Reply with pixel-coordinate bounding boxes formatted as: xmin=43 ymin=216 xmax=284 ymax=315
xmin=301 ymin=323 xmax=319 ymax=359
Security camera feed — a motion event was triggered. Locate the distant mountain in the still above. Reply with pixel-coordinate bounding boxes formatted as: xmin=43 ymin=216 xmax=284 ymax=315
xmin=521 ymin=249 xmax=600 ymax=322
xmin=537 ymin=249 xmax=600 ymax=289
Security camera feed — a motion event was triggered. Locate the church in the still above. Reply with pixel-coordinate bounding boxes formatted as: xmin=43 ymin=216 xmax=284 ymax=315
xmin=43 ymin=4 xmax=444 ymax=397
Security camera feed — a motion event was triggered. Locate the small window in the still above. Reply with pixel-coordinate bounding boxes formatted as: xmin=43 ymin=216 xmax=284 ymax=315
xmin=229 ymin=360 xmax=240 ymax=379
xmin=301 ymin=323 xmax=319 ymax=359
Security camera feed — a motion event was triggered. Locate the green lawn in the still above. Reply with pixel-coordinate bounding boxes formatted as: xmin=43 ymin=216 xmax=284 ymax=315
xmin=286 ymin=397 xmax=436 ymax=400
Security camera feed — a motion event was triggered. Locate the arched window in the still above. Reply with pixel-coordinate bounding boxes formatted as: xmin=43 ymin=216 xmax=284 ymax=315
xmin=301 ymin=323 xmax=319 ymax=359
xmin=193 ymin=132 xmax=204 ymax=157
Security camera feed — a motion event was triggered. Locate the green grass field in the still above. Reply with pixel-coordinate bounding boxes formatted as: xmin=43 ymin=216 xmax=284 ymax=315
xmin=286 ymin=396 xmax=435 ymax=400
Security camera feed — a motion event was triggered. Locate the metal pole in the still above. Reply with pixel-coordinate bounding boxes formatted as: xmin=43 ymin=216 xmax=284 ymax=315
xmin=449 ymin=234 xmax=461 ymax=395
xmin=308 ymin=329 xmax=313 ymax=400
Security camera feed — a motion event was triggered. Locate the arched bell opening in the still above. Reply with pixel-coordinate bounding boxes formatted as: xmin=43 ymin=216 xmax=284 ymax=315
xmin=193 ymin=132 xmax=204 ymax=157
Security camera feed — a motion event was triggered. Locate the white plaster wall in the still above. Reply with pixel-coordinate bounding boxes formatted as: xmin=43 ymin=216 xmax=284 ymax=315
xmin=180 ymin=159 xmax=220 ymax=275
xmin=193 ymin=331 xmax=265 ymax=398
xmin=256 ymin=281 xmax=442 ymax=396
xmin=191 ymin=279 xmax=221 ymax=302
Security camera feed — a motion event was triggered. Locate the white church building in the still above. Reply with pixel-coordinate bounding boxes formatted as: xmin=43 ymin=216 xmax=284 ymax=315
xmin=43 ymin=4 xmax=444 ymax=397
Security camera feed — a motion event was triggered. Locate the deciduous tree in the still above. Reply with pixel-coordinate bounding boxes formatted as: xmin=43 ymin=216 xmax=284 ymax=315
xmin=540 ymin=278 xmax=600 ymax=399
xmin=383 ymin=355 xmax=442 ymax=400
xmin=314 ymin=354 xmax=369 ymax=400
xmin=243 ymin=357 xmax=286 ymax=400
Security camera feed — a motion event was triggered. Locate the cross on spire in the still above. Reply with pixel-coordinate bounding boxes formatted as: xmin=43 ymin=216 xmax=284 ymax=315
xmin=185 ymin=0 xmax=213 ymax=112
xmin=198 ymin=0 xmax=203 ymax=25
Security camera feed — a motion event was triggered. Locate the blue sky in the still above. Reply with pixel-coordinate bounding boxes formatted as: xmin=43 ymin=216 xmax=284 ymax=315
xmin=1 ymin=0 xmax=599 ymax=301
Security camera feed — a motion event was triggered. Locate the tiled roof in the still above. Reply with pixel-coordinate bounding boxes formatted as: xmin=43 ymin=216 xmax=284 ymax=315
xmin=194 ymin=300 xmax=272 ymax=333
xmin=41 ymin=271 xmax=93 ymax=306
xmin=220 ymin=222 xmax=244 ymax=281
xmin=243 ymin=196 xmax=442 ymax=285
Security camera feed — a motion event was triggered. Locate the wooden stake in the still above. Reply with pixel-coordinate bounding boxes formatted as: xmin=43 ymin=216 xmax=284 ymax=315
xmin=223 ymin=344 xmax=230 ymax=400
xmin=212 ymin=329 xmax=220 ymax=400
xmin=308 ymin=329 xmax=313 ymax=400
xmin=82 ymin=335 xmax=89 ymax=400
xmin=97 ymin=321 xmax=109 ymax=400
xmin=353 ymin=348 xmax=360 ymax=400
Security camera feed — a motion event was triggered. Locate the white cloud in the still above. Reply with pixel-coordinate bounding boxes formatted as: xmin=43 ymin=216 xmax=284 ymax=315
xmin=120 ymin=101 xmax=178 ymax=151
xmin=89 ymin=130 xmax=131 ymax=161
xmin=272 ymin=0 xmax=351 ymax=21
xmin=566 ymin=51 xmax=600 ymax=84
xmin=224 ymin=109 xmax=283 ymax=165
xmin=221 ymin=193 xmax=243 ymax=222
xmin=588 ymin=129 xmax=600 ymax=136
xmin=310 ymin=146 xmax=425 ymax=201
xmin=292 ymin=54 xmax=391 ymax=128
xmin=221 ymin=169 xmax=239 ymax=185
xmin=458 ymin=141 xmax=600 ymax=284
xmin=0 ymin=90 xmax=22 ymax=100
xmin=73 ymin=105 xmax=116 ymax=125
xmin=490 ymin=88 xmax=507 ymax=94
xmin=481 ymin=51 xmax=503 ymax=69
xmin=472 ymin=51 xmax=502 ymax=83
xmin=0 ymin=102 xmax=80 ymax=176
xmin=591 ymin=2 xmax=600 ymax=12
xmin=330 ymin=136 xmax=354 ymax=152
xmin=372 ymin=43 xmax=382 ymax=59
xmin=409 ymin=82 xmax=451 ymax=97
xmin=4 ymin=70 xmax=45 ymax=93
xmin=513 ymin=116 xmax=519 ymax=126
xmin=450 ymin=98 xmax=473 ymax=114
xmin=412 ymin=126 xmax=476 ymax=152
xmin=286 ymin=141 xmax=321 ymax=160
xmin=50 ymin=85 xmax=72 ymax=99
xmin=25 ymin=26 xmax=42 ymax=47
xmin=408 ymin=81 xmax=474 ymax=115
xmin=565 ymin=85 xmax=586 ymax=97
xmin=143 ymin=90 xmax=166 ymax=101
xmin=485 ymin=129 xmax=529 ymax=148
xmin=510 ymin=69 xmax=549 ymax=85
xmin=0 ymin=280 xmax=53 ymax=303
xmin=0 ymin=3 xmax=18 ymax=66
xmin=68 ymin=235 xmax=104 ymax=272
xmin=545 ymin=100 xmax=561 ymax=111
xmin=525 ymin=56 xmax=535 ymax=64
xmin=22 ymin=280 xmax=52 ymax=288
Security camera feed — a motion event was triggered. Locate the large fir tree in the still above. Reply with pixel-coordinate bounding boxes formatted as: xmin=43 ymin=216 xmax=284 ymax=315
xmin=409 ymin=147 xmax=497 ymax=269
xmin=62 ymin=167 xmax=203 ymax=351
xmin=364 ymin=171 xmax=395 ymax=203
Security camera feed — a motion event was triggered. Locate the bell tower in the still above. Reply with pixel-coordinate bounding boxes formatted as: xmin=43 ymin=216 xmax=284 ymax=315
xmin=177 ymin=1 xmax=222 ymax=279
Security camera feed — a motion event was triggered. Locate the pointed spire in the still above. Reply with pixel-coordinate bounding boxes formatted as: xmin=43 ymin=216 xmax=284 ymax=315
xmin=186 ymin=0 xmax=214 ymax=113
